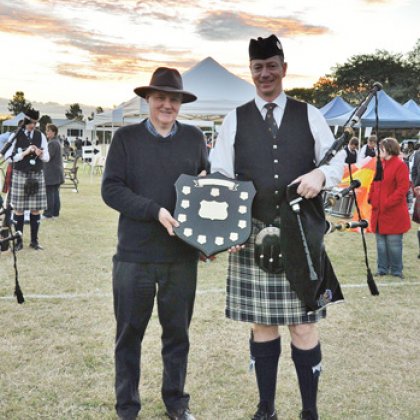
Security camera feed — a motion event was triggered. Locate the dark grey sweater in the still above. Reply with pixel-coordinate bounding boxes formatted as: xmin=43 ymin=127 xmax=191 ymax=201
xmin=44 ymin=137 xmax=64 ymax=185
xmin=101 ymin=121 xmax=208 ymax=263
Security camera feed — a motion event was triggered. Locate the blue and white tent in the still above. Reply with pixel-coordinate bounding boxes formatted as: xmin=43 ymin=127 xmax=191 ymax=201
xmin=320 ymin=96 xmax=354 ymax=120
xmin=403 ymin=99 xmax=420 ymax=117
xmin=326 ymin=90 xmax=420 ymax=128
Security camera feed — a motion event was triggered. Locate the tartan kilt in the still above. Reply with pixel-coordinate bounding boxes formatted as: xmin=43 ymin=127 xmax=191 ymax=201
xmin=10 ymin=169 xmax=47 ymax=212
xmin=226 ymin=218 xmax=326 ymax=326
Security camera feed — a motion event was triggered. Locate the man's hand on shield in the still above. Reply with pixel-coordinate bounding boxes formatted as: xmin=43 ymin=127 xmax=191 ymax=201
xmin=158 ymin=208 xmax=179 ymax=236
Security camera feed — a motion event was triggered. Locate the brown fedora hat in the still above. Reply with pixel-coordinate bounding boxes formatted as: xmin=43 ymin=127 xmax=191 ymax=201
xmin=134 ymin=67 xmax=197 ymax=103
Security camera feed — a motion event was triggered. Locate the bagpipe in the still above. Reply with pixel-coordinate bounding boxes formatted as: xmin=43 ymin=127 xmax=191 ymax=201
xmin=0 ymin=194 xmax=24 ymax=303
xmin=282 ymin=82 xmax=382 ymax=310
xmin=0 ymin=120 xmax=30 ymax=304
xmin=0 ymin=119 xmax=26 ymax=162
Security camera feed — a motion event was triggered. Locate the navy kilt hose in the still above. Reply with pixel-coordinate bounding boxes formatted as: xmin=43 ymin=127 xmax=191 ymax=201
xmin=10 ymin=169 xmax=47 ymax=212
xmin=226 ymin=218 xmax=326 ymax=325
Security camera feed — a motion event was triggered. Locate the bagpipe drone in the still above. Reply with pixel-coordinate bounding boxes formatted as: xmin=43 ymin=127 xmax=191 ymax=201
xmin=285 ymin=82 xmax=383 ymax=305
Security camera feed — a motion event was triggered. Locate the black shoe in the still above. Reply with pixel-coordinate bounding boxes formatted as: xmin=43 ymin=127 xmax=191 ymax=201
xmin=166 ymin=408 xmax=196 ymax=420
xmin=29 ymin=242 xmax=43 ymax=250
xmin=252 ymin=404 xmax=278 ymax=420
xmin=15 ymin=241 xmax=23 ymax=251
xmin=300 ymin=409 xmax=318 ymax=420
xmin=374 ymin=272 xmax=387 ymax=277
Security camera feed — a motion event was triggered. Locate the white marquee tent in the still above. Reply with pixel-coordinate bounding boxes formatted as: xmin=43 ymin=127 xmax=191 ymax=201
xmin=2 ymin=112 xmax=26 ymax=127
xmin=87 ymin=57 xmax=255 ymax=132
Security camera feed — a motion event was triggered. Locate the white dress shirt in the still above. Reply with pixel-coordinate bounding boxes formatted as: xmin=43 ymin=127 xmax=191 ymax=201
xmin=4 ymin=129 xmax=50 ymax=163
xmin=210 ymin=91 xmax=345 ymax=188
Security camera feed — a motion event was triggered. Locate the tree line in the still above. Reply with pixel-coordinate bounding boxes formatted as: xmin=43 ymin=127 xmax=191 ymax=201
xmin=286 ymin=39 xmax=420 ymax=107
xmin=5 ymin=92 xmax=104 ymax=132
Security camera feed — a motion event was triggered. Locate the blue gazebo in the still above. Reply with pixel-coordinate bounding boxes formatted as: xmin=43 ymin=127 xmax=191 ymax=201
xmin=326 ymin=90 xmax=420 ymax=128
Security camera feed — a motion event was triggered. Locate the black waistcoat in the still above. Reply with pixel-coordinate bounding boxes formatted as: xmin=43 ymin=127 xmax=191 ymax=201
xmin=234 ymin=97 xmax=315 ymax=223
xmin=14 ymin=130 xmax=43 ymax=172
xmin=234 ymin=98 xmax=343 ymax=311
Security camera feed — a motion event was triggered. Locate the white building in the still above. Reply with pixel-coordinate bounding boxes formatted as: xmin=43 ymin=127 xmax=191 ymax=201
xmin=52 ymin=119 xmax=86 ymax=144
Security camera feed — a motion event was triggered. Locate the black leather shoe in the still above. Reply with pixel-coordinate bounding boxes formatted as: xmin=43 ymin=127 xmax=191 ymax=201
xmin=118 ymin=415 xmax=137 ymax=420
xmin=252 ymin=405 xmax=278 ymax=420
xmin=166 ymin=408 xmax=196 ymax=420
xmin=15 ymin=241 xmax=23 ymax=251
xmin=29 ymin=242 xmax=43 ymax=250
xmin=300 ymin=409 xmax=319 ymax=420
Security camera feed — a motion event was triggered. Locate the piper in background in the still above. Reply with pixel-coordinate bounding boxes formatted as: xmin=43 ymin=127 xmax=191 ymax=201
xmin=3 ymin=109 xmax=49 ymax=250
xmin=344 ymin=137 xmax=359 ymax=165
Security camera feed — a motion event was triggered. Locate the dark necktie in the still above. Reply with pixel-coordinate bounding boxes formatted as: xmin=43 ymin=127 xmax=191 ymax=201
xmin=264 ymin=103 xmax=278 ymax=139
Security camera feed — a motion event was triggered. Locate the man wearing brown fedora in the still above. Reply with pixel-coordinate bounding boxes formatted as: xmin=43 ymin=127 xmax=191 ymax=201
xmin=102 ymin=67 xmax=208 ymax=420
xmin=211 ymin=35 xmax=345 ymax=420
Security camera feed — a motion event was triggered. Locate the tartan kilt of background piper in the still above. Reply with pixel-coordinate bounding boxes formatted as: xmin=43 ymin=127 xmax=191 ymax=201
xmin=226 ymin=218 xmax=326 ymax=325
xmin=10 ymin=169 xmax=47 ymax=212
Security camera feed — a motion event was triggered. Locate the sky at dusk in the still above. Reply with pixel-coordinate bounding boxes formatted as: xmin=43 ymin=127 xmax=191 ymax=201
xmin=0 ymin=0 xmax=418 ymax=110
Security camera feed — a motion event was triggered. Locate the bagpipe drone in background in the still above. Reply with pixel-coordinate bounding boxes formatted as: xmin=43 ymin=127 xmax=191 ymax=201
xmin=0 ymin=194 xmax=25 ymax=303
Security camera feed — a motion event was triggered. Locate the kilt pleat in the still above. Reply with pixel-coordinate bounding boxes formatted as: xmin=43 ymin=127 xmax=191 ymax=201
xmin=226 ymin=218 xmax=326 ymax=325
xmin=10 ymin=169 xmax=47 ymax=211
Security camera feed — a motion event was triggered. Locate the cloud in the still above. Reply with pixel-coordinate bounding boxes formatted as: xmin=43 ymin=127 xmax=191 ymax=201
xmin=196 ymin=11 xmax=330 ymax=40
xmin=0 ymin=1 xmax=196 ymax=80
xmin=33 ymin=0 xmax=199 ymax=19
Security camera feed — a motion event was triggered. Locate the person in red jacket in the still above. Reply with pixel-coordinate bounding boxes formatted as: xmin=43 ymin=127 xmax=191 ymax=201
xmin=368 ymin=137 xmax=411 ymax=278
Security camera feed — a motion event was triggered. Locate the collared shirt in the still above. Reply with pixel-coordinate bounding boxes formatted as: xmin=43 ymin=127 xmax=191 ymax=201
xmin=4 ymin=129 xmax=50 ymax=163
xmin=210 ymin=91 xmax=345 ymax=188
xmin=145 ymin=118 xmax=178 ymax=139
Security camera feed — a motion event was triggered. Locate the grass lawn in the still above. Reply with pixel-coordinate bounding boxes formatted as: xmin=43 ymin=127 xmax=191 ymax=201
xmin=0 ymin=171 xmax=419 ymax=419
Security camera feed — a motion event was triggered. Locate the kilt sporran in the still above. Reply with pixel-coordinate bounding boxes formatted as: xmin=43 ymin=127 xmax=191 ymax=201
xmin=24 ymin=176 xmax=39 ymax=196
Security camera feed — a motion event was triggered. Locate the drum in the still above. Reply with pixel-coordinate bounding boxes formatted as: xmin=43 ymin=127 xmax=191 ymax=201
xmin=324 ymin=188 xmax=355 ymax=218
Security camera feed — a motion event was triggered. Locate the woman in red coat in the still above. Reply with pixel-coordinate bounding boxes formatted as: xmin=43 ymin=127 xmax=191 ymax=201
xmin=368 ymin=138 xmax=411 ymax=278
